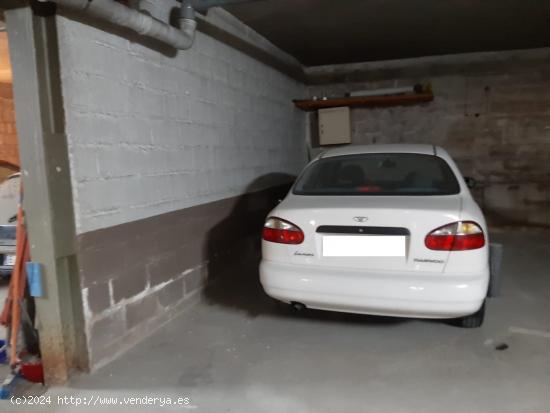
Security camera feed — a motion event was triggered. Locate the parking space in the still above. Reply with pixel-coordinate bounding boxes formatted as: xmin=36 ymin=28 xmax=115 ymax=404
xmin=37 ymin=231 xmax=550 ymax=412
xmin=2 ymin=0 xmax=550 ymax=408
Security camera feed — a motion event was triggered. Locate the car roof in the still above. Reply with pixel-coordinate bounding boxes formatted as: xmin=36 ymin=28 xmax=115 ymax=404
xmin=319 ymin=144 xmax=439 ymax=159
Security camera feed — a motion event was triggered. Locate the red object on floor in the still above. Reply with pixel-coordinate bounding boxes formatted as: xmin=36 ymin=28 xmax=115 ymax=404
xmin=20 ymin=360 xmax=44 ymax=384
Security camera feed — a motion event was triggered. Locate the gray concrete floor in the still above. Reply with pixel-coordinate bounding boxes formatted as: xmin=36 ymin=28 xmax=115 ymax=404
xmin=11 ymin=231 xmax=550 ymax=412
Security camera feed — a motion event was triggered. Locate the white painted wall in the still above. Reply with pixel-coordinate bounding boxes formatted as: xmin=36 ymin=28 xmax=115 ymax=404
xmin=56 ymin=7 xmax=307 ymax=234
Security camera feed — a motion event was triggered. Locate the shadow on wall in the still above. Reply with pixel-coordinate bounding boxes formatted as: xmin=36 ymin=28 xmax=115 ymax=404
xmin=202 ymin=173 xmax=295 ymax=318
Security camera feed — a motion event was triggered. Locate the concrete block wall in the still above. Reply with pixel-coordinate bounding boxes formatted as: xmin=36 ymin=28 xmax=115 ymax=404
xmin=307 ymin=49 xmax=550 ymax=227
xmin=58 ymin=10 xmax=305 ymax=234
xmin=0 ymin=83 xmax=20 ymax=169
xmin=56 ymin=6 xmax=306 ymax=368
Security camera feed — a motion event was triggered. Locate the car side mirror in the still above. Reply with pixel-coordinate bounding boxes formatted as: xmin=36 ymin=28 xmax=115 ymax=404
xmin=464 ymin=176 xmax=477 ymax=189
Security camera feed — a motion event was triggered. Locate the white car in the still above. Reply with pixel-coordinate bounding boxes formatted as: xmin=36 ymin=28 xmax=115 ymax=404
xmin=260 ymin=144 xmax=489 ymax=328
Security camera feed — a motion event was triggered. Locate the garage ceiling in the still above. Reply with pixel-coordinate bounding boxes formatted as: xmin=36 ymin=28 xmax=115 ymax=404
xmin=225 ymin=0 xmax=550 ymax=66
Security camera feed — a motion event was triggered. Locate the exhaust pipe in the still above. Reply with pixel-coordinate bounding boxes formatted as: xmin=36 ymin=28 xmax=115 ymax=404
xmin=290 ymin=302 xmax=306 ymax=312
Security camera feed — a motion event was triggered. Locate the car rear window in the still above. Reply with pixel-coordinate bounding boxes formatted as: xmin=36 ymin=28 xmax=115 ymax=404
xmin=293 ymin=153 xmax=460 ymax=196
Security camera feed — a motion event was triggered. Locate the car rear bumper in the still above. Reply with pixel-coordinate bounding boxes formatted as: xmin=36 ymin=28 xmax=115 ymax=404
xmin=260 ymin=260 xmax=489 ymax=319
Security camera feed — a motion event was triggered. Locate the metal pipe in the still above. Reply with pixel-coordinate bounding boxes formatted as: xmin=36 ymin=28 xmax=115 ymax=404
xmin=180 ymin=0 xmax=196 ymax=20
xmin=39 ymin=0 xmax=197 ymax=50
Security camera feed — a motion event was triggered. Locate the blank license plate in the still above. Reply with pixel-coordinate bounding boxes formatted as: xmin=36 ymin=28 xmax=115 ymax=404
xmin=323 ymin=235 xmax=406 ymax=257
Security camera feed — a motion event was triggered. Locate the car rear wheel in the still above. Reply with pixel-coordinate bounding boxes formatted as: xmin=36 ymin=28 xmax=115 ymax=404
xmin=456 ymin=301 xmax=485 ymax=328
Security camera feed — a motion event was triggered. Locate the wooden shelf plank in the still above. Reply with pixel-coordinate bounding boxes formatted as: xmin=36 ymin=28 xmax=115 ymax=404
xmin=293 ymin=92 xmax=434 ymax=110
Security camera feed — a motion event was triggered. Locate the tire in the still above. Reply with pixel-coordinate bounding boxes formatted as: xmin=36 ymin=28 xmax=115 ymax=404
xmin=456 ymin=302 xmax=485 ymax=328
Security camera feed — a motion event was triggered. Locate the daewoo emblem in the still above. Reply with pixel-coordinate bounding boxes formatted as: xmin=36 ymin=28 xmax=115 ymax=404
xmin=353 ymin=216 xmax=369 ymax=223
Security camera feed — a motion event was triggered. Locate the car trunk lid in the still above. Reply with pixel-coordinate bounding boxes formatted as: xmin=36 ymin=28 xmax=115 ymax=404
xmin=274 ymin=194 xmax=462 ymax=273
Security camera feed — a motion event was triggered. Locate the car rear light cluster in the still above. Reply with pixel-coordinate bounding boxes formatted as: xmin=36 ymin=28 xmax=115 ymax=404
xmin=262 ymin=217 xmax=304 ymax=244
xmin=425 ymin=221 xmax=485 ymax=251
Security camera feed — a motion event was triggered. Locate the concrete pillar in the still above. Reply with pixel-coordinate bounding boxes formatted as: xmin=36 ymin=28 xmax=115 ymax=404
xmin=4 ymin=4 xmax=88 ymax=384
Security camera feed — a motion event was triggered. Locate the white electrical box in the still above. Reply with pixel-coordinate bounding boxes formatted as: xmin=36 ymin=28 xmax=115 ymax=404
xmin=318 ymin=106 xmax=351 ymax=145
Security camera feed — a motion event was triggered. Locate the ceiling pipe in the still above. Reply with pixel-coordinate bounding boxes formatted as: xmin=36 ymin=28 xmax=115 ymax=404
xmin=38 ymin=0 xmax=197 ymax=50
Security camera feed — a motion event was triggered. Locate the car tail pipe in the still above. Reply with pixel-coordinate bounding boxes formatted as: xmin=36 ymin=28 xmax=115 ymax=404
xmin=291 ymin=302 xmax=306 ymax=312
xmin=37 ymin=0 xmax=260 ymax=50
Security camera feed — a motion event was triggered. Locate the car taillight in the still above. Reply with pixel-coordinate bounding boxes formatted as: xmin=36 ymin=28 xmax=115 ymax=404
xmin=262 ymin=217 xmax=304 ymax=244
xmin=425 ymin=221 xmax=485 ymax=251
